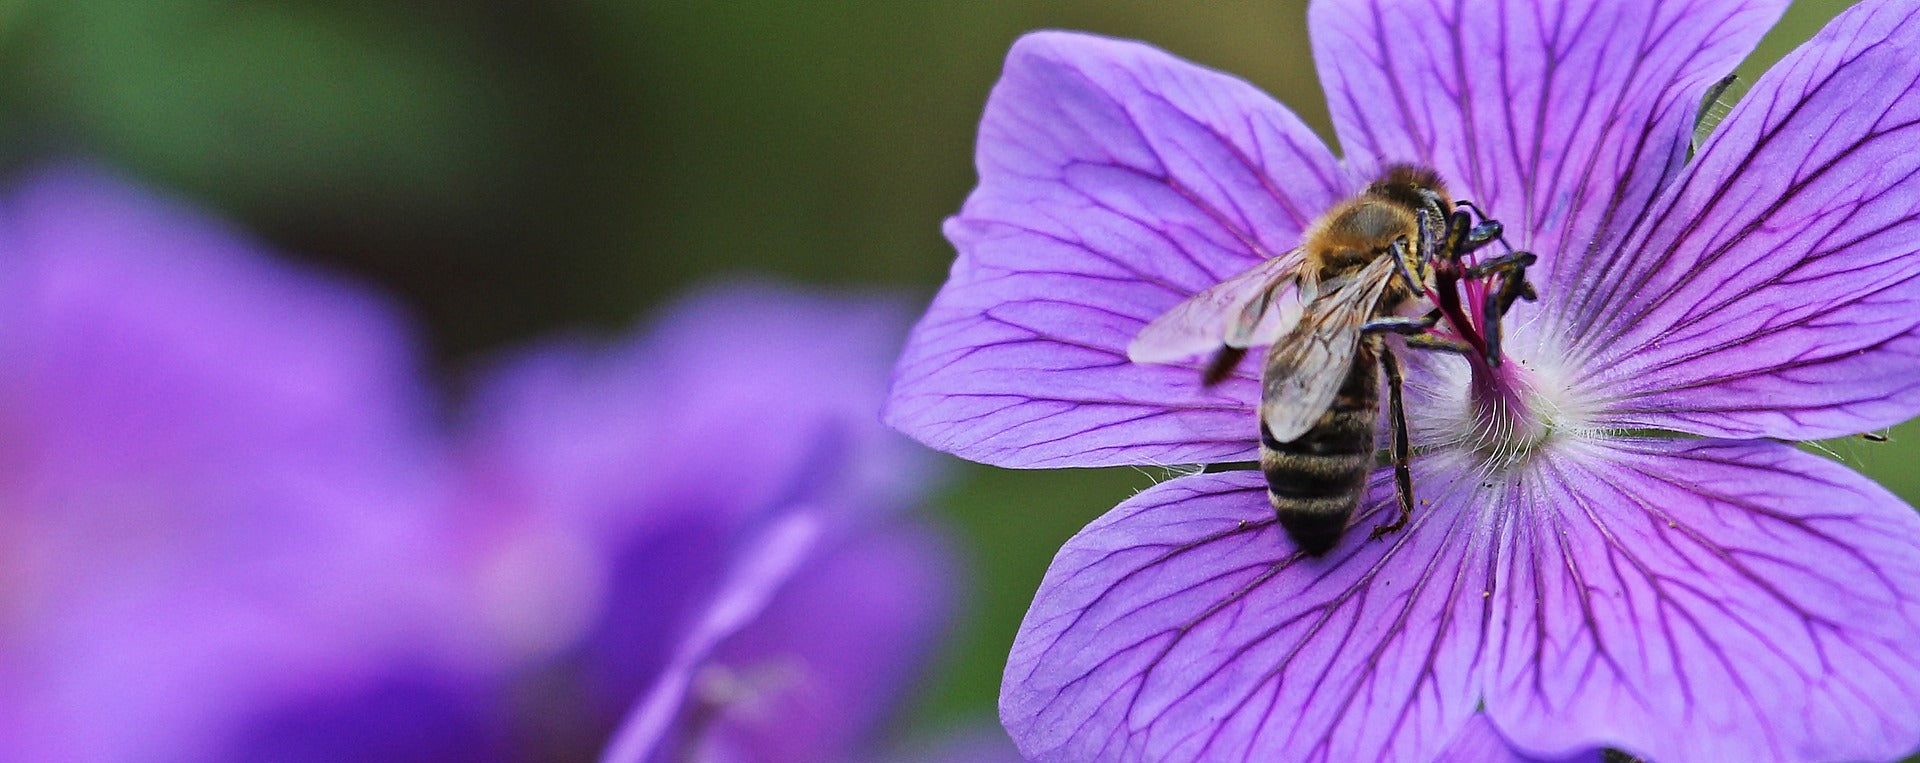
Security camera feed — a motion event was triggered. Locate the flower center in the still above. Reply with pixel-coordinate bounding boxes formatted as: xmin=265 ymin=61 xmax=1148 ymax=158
xmin=1421 ymin=241 xmax=1569 ymax=469
xmin=1460 ymin=355 xmax=1556 ymax=467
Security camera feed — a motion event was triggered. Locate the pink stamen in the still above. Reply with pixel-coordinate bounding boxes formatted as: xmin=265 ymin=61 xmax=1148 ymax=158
xmin=1429 ymin=249 xmax=1549 ymax=460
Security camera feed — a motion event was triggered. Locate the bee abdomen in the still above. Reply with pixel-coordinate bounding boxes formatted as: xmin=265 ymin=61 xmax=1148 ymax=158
xmin=1261 ymin=358 xmax=1378 ymax=556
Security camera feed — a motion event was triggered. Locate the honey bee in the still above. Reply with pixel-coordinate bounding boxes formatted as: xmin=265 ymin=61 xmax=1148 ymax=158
xmin=1128 ymin=165 xmax=1533 ymax=556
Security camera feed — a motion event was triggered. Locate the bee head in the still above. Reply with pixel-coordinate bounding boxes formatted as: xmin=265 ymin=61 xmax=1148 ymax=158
xmin=1367 ymin=164 xmax=1451 ymax=220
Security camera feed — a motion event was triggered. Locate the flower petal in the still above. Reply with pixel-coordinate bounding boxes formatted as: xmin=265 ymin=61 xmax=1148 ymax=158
xmin=463 ymin=282 xmax=927 ymax=536
xmin=1002 ymin=468 xmax=1492 ymax=762
xmin=1312 ymin=0 xmax=1783 ymax=286
xmin=1486 ymin=439 xmax=1920 ymax=762
xmin=697 ymin=519 xmax=956 ymax=763
xmin=601 ymin=507 xmax=825 ymax=763
xmin=888 ymin=31 xmax=1348 ymax=468
xmin=228 ymin=672 xmax=511 ymax=762
xmin=1546 ymin=0 xmax=1920 ymax=439
xmin=1434 ymin=714 xmax=1601 ymax=763
xmin=603 ymin=512 xmax=956 ymax=763
xmin=0 ymin=166 xmax=458 ymax=763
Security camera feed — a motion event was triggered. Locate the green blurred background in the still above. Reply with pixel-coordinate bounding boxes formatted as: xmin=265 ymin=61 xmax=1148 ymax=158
xmin=0 ymin=0 xmax=1882 ymax=745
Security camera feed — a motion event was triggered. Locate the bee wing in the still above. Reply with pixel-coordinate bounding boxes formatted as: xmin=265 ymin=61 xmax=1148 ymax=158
xmin=1225 ymin=267 xmax=1319 ymax=350
xmin=1260 ymin=256 xmax=1397 ymax=443
xmin=1127 ymin=249 xmax=1312 ymax=364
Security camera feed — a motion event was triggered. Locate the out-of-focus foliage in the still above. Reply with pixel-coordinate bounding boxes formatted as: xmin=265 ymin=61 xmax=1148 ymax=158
xmin=0 ymin=0 xmax=1869 ymax=744
xmin=9 ymin=2 xmax=502 ymax=213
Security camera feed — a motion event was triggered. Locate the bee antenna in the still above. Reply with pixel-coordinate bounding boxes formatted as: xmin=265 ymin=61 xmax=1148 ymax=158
xmin=1453 ymin=199 xmax=1491 ymax=220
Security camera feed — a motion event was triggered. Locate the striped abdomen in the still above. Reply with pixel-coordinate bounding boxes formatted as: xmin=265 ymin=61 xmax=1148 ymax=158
xmin=1260 ymin=342 xmax=1378 ymax=556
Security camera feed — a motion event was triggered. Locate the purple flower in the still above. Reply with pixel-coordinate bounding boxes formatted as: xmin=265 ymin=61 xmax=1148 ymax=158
xmin=236 ymin=284 xmax=976 ymax=763
xmin=463 ymin=285 xmax=962 ymax=763
xmin=887 ymin=1 xmax=1920 ymax=761
xmin=0 ymin=166 xmax=463 ymax=763
xmin=0 ymin=165 xmax=974 ymax=762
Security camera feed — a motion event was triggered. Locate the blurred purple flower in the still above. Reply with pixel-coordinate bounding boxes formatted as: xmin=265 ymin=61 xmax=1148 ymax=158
xmin=0 ymin=167 xmax=984 ymax=762
xmin=887 ymin=1 xmax=1920 ymax=761
xmin=0 ymin=167 xmax=463 ymax=763
xmin=458 ymin=284 xmax=962 ymax=763
xmin=230 ymin=284 xmax=977 ymax=763
xmin=239 ymin=286 xmax=981 ymax=763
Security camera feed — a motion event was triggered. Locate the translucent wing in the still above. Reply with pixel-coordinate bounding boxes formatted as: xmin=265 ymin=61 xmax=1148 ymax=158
xmin=1127 ymin=249 xmax=1313 ymax=364
xmin=1260 ymin=256 xmax=1397 ymax=443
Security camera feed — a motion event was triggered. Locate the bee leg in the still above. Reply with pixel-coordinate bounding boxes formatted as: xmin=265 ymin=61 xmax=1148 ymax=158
xmin=1461 ymin=250 xmax=1536 ymax=280
xmin=1367 ymin=312 xmax=1476 ymax=356
xmin=1369 ymin=347 xmax=1414 ymax=542
xmin=1481 ymin=290 xmax=1508 ymax=366
xmin=1404 ymin=334 xmax=1475 ymax=355
xmin=1386 ymin=237 xmax=1424 ymax=294
xmin=1495 ymin=262 xmax=1539 ymax=315
xmin=1491 ymin=262 xmax=1539 ymax=325
xmin=1474 ymin=251 xmax=1536 ymax=365
xmin=1449 ymin=202 xmax=1509 ymax=256
xmin=1459 ymin=220 xmax=1506 ymax=257
xmin=1415 ymin=205 xmax=1449 ymax=260
xmin=1463 ymin=251 xmax=1540 ymax=365
xmin=1360 ymin=311 xmax=1439 ymax=336
xmin=1200 ymin=346 xmax=1247 ymax=387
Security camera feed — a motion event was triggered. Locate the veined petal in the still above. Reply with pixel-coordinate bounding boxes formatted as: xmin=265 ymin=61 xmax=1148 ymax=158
xmin=1486 ymin=439 xmax=1920 ymax=763
xmin=888 ymin=31 xmax=1349 ymax=468
xmin=1312 ymin=0 xmax=1783 ymax=286
xmin=1551 ymin=0 xmax=1920 ymax=439
xmin=1002 ymin=469 xmax=1493 ymax=762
